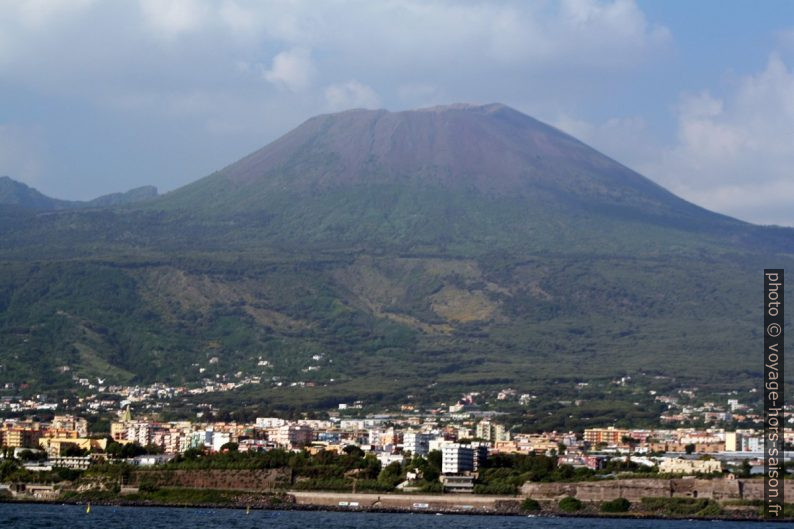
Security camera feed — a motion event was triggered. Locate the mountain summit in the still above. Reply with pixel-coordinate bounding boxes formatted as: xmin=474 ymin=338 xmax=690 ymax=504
xmin=171 ymin=103 xmax=708 ymax=212
xmin=161 ymin=103 xmax=744 ymax=251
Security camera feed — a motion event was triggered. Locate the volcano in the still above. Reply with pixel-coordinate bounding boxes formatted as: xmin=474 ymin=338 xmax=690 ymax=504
xmin=0 ymin=103 xmax=790 ymax=419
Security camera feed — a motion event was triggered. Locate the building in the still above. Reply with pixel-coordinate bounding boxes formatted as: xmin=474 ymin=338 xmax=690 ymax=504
xmin=126 ymin=422 xmax=153 ymax=447
xmin=110 ymin=421 xmax=128 ymax=442
xmin=742 ymin=436 xmax=763 ymax=452
xmin=584 ymin=427 xmax=630 ymax=447
xmin=503 ymin=433 xmax=560 ymax=455
xmin=1 ymin=424 xmax=42 ymax=449
xmin=50 ymin=415 xmax=89 ymax=437
xmin=403 ymin=432 xmax=434 ymax=456
xmin=442 ymin=443 xmax=474 ymax=474
xmin=558 ymin=454 xmax=608 ymax=470
xmin=649 ymin=441 xmax=725 ymax=453
xmin=440 ymin=474 xmax=475 ymax=493
xmin=725 ymin=432 xmax=742 ymax=452
xmin=476 ymin=420 xmax=509 ymax=443
xmin=255 ymin=417 xmax=286 ymax=428
xmin=271 ymin=424 xmax=313 ymax=448
xmin=38 ymin=437 xmax=107 ymax=458
xmin=659 ymin=457 xmax=723 ymax=475
xmin=212 ymin=431 xmax=231 ymax=452
xmin=441 ymin=442 xmax=488 ymax=474
xmin=48 ymin=456 xmax=93 ymax=470
xmin=110 ymin=406 xmax=134 ymax=442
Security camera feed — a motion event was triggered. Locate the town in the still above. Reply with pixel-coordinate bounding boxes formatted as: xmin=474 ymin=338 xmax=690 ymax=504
xmin=2 ymin=402 xmax=791 ymax=495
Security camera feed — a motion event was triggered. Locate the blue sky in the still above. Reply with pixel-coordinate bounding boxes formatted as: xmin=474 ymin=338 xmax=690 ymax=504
xmin=1 ymin=0 xmax=793 ymax=225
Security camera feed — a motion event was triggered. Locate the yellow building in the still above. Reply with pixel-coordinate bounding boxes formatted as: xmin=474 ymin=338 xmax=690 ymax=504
xmin=725 ymin=431 xmax=742 ymax=452
xmin=1 ymin=425 xmax=42 ymax=448
xmin=110 ymin=421 xmax=129 ymax=442
xmin=39 ymin=437 xmax=107 ymax=457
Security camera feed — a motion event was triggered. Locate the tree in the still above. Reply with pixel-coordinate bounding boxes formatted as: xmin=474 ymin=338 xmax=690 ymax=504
xmin=685 ymin=443 xmax=696 ymax=455
xmin=737 ymin=459 xmax=752 ymax=478
xmin=378 ymin=461 xmax=404 ymax=487
xmin=358 ymin=454 xmax=381 ymax=479
xmin=559 ymin=496 xmax=583 ymax=512
xmin=621 ymin=435 xmax=638 ymax=452
xmin=62 ymin=445 xmax=89 ymax=457
xmin=106 ymin=441 xmax=149 ymax=459
xmin=521 ymin=498 xmax=541 ymax=512
xmin=426 ymin=450 xmax=442 ymax=470
xmin=17 ymin=449 xmax=46 ymax=462
xmin=182 ymin=447 xmax=205 ymax=461
xmin=343 ymin=445 xmax=364 ymax=458
xmin=219 ymin=442 xmax=239 ymax=452
xmin=601 ymin=498 xmax=631 ymax=513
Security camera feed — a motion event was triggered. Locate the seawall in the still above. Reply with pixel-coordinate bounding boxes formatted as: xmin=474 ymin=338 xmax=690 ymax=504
xmin=521 ymin=478 xmax=783 ymax=502
xmin=288 ymin=491 xmax=520 ymax=513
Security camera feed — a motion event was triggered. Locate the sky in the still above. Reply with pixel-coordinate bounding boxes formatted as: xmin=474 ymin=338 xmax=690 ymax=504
xmin=1 ymin=0 xmax=793 ymax=226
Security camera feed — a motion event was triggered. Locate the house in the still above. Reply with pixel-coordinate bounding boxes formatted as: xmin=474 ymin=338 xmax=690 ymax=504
xmin=659 ymin=457 xmax=722 ymax=474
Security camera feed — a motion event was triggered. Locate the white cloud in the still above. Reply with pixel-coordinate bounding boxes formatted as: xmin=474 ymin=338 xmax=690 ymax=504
xmin=218 ymin=0 xmax=257 ymax=35
xmin=138 ymin=0 xmax=207 ymax=38
xmin=325 ymin=81 xmax=380 ymax=111
xmin=263 ymin=47 xmax=315 ymax=92
xmin=555 ymin=54 xmax=794 ymax=226
xmin=6 ymin=0 xmax=96 ymax=29
xmin=644 ymin=55 xmax=794 ymax=226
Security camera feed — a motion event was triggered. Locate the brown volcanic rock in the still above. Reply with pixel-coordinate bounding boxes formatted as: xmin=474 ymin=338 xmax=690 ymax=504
xmin=219 ymin=104 xmax=672 ymax=196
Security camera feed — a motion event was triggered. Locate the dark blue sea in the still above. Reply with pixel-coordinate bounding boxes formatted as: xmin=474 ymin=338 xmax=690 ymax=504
xmin=0 ymin=503 xmax=790 ymax=528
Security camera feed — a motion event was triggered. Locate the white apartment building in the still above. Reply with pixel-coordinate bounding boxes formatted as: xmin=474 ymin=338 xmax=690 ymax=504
xmin=403 ymin=432 xmax=435 ymax=456
xmin=271 ymin=424 xmax=313 ymax=448
xmin=442 ymin=443 xmax=474 ymax=474
xmin=256 ymin=417 xmax=286 ymax=428
xmin=126 ymin=422 xmax=152 ymax=446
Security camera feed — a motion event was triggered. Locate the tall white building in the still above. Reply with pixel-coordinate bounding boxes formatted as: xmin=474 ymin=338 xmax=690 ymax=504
xmin=442 ymin=443 xmax=474 ymax=474
xmin=442 ymin=442 xmax=489 ymax=474
xmin=403 ymin=432 xmax=434 ymax=456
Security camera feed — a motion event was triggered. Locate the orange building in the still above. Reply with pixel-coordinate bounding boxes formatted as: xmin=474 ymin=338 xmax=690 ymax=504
xmin=583 ymin=427 xmax=630 ymax=446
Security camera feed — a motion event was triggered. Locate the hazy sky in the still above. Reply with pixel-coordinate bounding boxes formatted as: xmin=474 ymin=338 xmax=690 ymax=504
xmin=1 ymin=1 xmax=793 ymax=225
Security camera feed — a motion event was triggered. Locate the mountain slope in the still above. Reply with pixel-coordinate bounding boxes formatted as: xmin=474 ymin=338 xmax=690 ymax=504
xmin=0 ymin=104 xmax=791 ymax=419
xmin=0 ymin=176 xmax=157 ymax=211
xmin=169 ymin=103 xmax=707 ymax=211
xmin=0 ymin=176 xmax=74 ymax=210
xmin=87 ymin=185 xmax=159 ymax=207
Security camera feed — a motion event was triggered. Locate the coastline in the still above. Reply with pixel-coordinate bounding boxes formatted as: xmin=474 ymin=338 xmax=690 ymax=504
xmin=0 ymin=492 xmax=778 ymax=523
